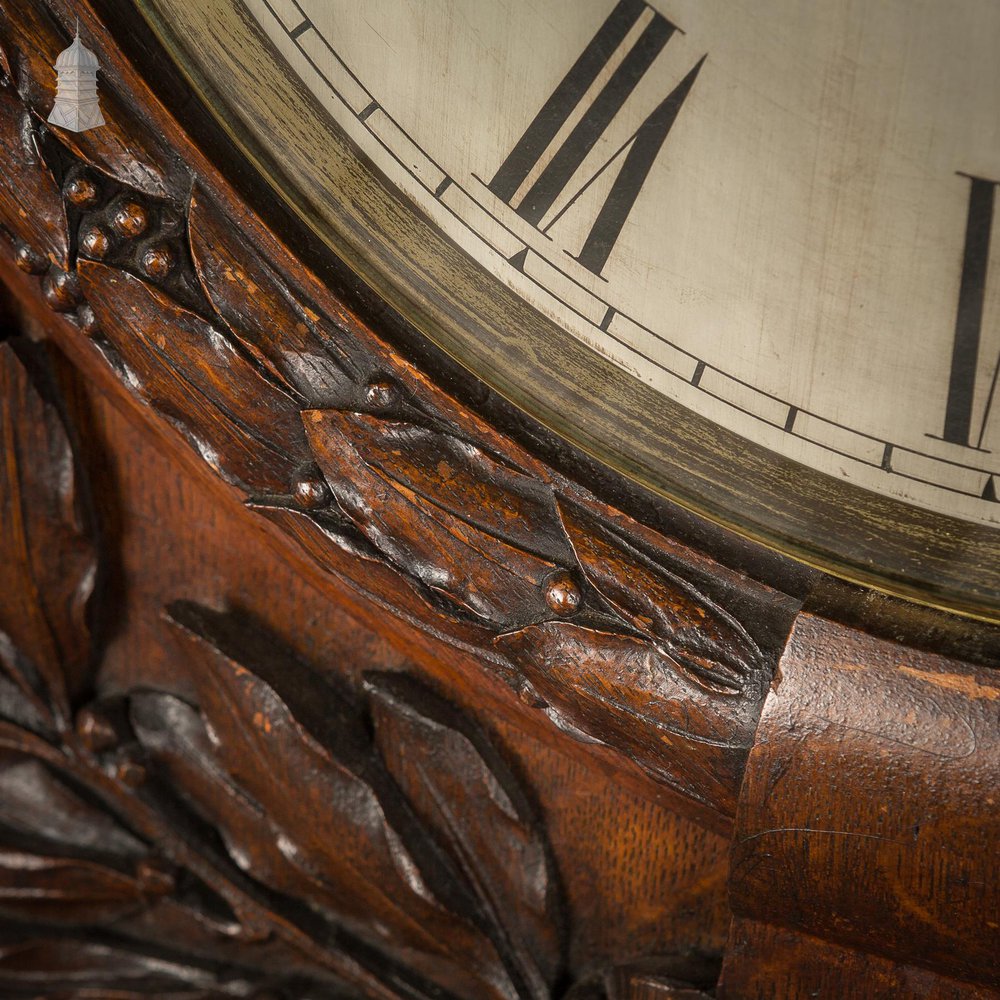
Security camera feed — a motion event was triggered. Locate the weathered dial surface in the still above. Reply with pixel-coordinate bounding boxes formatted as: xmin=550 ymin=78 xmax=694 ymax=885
xmin=135 ymin=0 xmax=1000 ymax=616
xmin=245 ymin=0 xmax=1000 ymax=527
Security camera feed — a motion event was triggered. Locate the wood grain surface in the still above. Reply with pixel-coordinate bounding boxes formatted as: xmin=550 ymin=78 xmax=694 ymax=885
xmin=725 ymin=608 xmax=1000 ymax=996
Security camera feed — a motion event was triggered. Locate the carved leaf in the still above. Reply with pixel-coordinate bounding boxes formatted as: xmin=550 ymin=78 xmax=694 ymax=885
xmin=494 ymin=621 xmax=750 ymax=824
xmin=0 ymin=756 xmax=144 ymax=858
xmin=0 ymin=938 xmax=266 ymax=997
xmin=0 ymin=756 xmax=236 ymax=940
xmin=141 ymin=601 xmax=539 ymax=1000
xmin=557 ymin=498 xmax=764 ymax=695
xmin=129 ymin=689 xmax=333 ymax=914
xmin=489 ymin=499 xmax=780 ymax=824
xmin=367 ymin=672 xmax=563 ymax=1000
xmin=304 ymin=411 xmax=573 ymax=626
xmin=0 ymin=757 xmax=152 ymax=928
xmin=78 ymin=261 xmax=309 ymax=493
xmin=0 ymin=847 xmax=149 ymax=926
xmin=245 ymin=501 xmax=380 ymax=570
xmin=0 ymin=90 xmax=67 ymax=267
xmin=189 ymin=191 xmax=358 ymax=403
xmin=0 ymin=740 xmax=249 ymax=950
xmin=0 ymin=340 xmax=97 ymax=727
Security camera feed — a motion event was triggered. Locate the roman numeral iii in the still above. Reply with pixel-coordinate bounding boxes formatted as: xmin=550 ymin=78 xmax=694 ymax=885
xmin=489 ymin=0 xmax=704 ymax=277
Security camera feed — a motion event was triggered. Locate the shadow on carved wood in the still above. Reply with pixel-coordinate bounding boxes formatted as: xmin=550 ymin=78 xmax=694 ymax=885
xmin=0 ymin=328 xmax=718 ymax=997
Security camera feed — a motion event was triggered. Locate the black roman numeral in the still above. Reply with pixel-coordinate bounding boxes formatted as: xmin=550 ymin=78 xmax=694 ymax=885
xmin=942 ymin=174 xmax=1000 ymax=450
xmin=489 ymin=0 xmax=704 ymax=277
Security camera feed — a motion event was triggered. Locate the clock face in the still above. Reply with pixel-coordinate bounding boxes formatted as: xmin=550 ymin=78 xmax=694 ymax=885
xmin=138 ymin=0 xmax=1000 ymax=616
xmin=246 ymin=0 xmax=1000 ymax=528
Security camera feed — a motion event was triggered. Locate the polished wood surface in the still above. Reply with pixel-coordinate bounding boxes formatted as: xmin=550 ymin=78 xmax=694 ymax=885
xmin=726 ymin=609 xmax=1000 ymax=995
xmin=0 ymin=1 xmax=997 ymax=996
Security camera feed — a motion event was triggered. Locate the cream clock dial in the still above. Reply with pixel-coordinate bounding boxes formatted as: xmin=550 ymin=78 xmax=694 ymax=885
xmin=137 ymin=0 xmax=1000 ymax=617
xmin=247 ymin=0 xmax=1000 ymax=526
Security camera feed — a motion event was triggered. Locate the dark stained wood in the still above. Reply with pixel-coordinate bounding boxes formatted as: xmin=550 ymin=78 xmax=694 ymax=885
xmin=0 ymin=0 xmax=998 ymax=996
xmin=130 ymin=601 xmax=564 ymax=1000
xmin=726 ymin=607 xmax=1000 ymax=993
xmin=720 ymin=920 xmax=1000 ymax=1000
xmin=0 ymin=295 xmax=732 ymax=994
xmin=0 ymin=336 xmax=97 ymax=729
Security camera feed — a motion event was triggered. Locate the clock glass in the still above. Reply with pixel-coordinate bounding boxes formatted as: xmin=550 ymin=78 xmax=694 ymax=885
xmin=136 ymin=0 xmax=1000 ymax=617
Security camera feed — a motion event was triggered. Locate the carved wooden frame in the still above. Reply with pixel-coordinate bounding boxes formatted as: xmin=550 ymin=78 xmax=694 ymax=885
xmin=1 ymin=2 xmax=998 ymax=997
xmin=1 ymin=331 xmax=726 ymax=997
xmin=0 ymin=0 xmax=800 ymax=833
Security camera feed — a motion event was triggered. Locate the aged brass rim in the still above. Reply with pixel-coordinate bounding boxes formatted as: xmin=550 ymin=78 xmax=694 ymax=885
xmin=136 ymin=0 xmax=1000 ymax=622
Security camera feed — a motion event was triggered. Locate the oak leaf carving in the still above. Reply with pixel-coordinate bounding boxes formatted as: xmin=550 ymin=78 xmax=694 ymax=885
xmin=189 ymin=191 xmax=360 ymax=403
xmin=0 ymin=327 xmax=571 ymax=998
xmin=367 ymin=672 xmax=563 ymax=998
xmin=0 ymin=89 xmax=68 ymax=268
xmin=557 ymin=497 xmax=765 ymax=695
xmin=495 ymin=499 xmax=775 ymax=825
